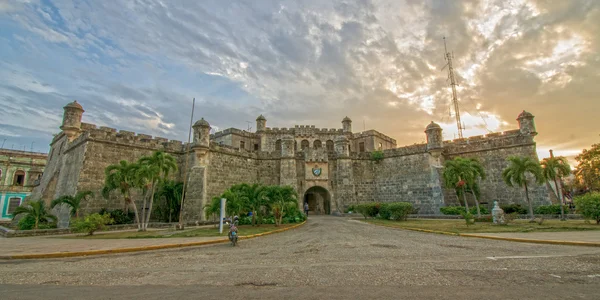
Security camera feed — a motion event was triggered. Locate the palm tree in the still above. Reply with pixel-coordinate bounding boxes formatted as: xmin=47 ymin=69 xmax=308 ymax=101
xmin=265 ymin=185 xmax=298 ymax=226
xmin=240 ymin=183 xmax=267 ymax=226
xmin=502 ymin=156 xmax=544 ymax=221
xmin=443 ymin=157 xmax=486 ymax=217
xmin=541 ymin=156 xmax=572 ymax=221
xmin=102 ymin=160 xmax=142 ymax=230
xmin=138 ymin=151 xmax=178 ymax=230
xmin=50 ymin=191 xmax=93 ymax=218
xmin=132 ymin=162 xmax=158 ymax=231
xmin=12 ymin=200 xmax=57 ymax=229
xmin=155 ymin=180 xmax=183 ymax=223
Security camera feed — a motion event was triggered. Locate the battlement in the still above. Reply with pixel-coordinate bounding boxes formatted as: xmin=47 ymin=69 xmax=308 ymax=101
xmin=443 ymin=129 xmax=522 ymax=146
xmin=443 ymin=129 xmax=532 ymax=155
xmin=210 ymin=128 xmax=258 ymax=139
xmin=67 ymin=123 xmax=186 ymax=153
xmin=352 ymin=130 xmax=396 ymax=144
xmin=264 ymin=127 xmax=295 ymax=134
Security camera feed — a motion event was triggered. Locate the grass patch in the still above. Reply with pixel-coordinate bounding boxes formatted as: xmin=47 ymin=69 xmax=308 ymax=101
xmin=364 ymin=219 xmax=600 ymax=234
xmin=65 ymin=224 xmax=296 ymax=239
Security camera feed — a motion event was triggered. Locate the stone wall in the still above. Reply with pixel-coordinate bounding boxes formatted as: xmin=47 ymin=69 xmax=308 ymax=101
xmin=442 ymin=131 xmax=550 ymax=209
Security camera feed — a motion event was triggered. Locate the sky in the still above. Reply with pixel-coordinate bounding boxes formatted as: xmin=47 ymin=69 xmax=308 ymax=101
xmin=0 ymin=0 xmax=598 ymax=163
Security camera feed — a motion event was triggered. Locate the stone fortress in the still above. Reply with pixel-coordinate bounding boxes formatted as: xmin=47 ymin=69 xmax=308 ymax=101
xmin=30 ymin=101 xmax=550 ymax=221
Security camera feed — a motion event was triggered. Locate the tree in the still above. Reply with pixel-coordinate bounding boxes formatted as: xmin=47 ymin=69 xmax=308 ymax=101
xmin=240 ymin=183 xmax=268 ymax=226
xmin=137 ymin=151 xmax=178 ymax=230
xmin=502 ymin=156 xmax=544 ymax=221
xmin=102 ymin=160 xmax=142 ymax=230
xmin=574 ymin=192 xmax=600 ymax=224
xmin=443 ymin=157 xmax=486 ymax=217
xmin=574 ymin=143 xmax=600 ymax=191
xmin=265 ymin=185 xmax=298 ymax=226
xmin=541 ymin=156 xmax=572 ymax=220
xmin=50 ymin=191 xmax=93 ymax=218
xmin=12 ymin=200 xmax=57 ymax=230
xmin=154 ymin=180 xmax=183 ymax=223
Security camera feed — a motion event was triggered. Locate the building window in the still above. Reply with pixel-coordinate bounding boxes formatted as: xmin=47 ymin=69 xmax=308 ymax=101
xmin=254 ymin=143 xmax=259 ymax=151
xmin=314 ymin=140 xmax=322 ymax=149
xmin=378 ymin=142 xmax=383 ymax=150
xmin=326 ymin=140 xmax=334 ymax=152
xmin=13 ymin=170 xmax=26 ymax=186
xmin=275 ymin=139 xmax=282 ymax=151
xmin=359 ymin=142 xmax=365 ymax=153
xmin=7 ymin=197 xmax=22 ymax=215
xmin=240 ymin=141 xmax=245 ymax=150
xmin=301 ymin=140 xmax=309 ymax=151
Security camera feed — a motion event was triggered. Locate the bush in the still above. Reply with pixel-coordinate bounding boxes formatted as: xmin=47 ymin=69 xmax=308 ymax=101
xmin=282 ymin=206 xmax=306 ymax=224
xmin=378 ymin=202 xmax=413 ymax=221
xmin=99 ymin=208 xmax=135 ymax=225
xmin=345 ymin=205 xmax=356 ymax=213
xmin=355 ymin=203 xmax=381 ymax=219
xmin=370 ymin=151 xmax=384 ymax=162
xmin=17 ymin=215 xmax=57 ymax=230
xmin=574 ymin=193 xmax=600 ymax=224
xmin=534 ymin=204 xmax=569 ymax=215
xmin=461 ymin=211 xmax=475 ymax=226
xmin=440 ymin=206 xmax=489 ymax=215
xmin=72 ymin=213 xmax=114 ymax=235
xmin=475 ymin=215 xmax=493 ymax=222
xmin=500 ymin=204 xmax=528 ymax=214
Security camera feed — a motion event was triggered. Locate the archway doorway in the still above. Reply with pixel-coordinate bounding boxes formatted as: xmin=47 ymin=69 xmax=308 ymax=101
xmin=303 ymin=186 xmax=331 ymax=215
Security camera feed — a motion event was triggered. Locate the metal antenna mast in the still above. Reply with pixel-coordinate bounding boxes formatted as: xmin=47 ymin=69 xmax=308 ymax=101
xmin=441 ymin=37 xmax=464 ymax=139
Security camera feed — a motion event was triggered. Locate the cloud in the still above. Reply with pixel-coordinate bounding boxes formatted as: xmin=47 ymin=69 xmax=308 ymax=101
xmin=0 ymin=0 xmax=598 ymax=163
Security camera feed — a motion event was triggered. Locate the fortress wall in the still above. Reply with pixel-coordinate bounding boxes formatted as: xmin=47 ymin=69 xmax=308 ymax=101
xmin=442 ymin=131 xmax=550 ymax=209
xmin=204 ymin=151 xmax=260 ymax=206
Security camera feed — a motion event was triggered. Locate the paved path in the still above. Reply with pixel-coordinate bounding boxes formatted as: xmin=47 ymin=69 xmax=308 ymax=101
xmin=471 ymin=231 xmax=600 ymax=243
xmin=0 ymin=229 xmax=227 ymax=257
xmin=1 ymin=216 xmax=599 ymax=299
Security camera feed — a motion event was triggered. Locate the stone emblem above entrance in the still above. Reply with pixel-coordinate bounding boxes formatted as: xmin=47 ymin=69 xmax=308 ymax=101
xmin=312 ymin=166 xmax=322 ymax=177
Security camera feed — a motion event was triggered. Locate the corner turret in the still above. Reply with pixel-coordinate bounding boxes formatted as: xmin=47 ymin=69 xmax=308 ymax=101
xmin=192 ymin=118 xmax=211 ymax=148
xmin=517 ymin=110 xmax=536 ymax=136
xmin=342 ymin=116 xmax=352 ymax=133
xmin=60 ymin=100 xmax=84 ymax=141
xmin=425 ymin=121 xmax=443 ymax=151
xmin=256 ymin=115 xmax=266 ymax=132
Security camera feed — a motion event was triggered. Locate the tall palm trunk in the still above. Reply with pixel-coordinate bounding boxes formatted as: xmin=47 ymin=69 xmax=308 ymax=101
xmin=140 ymin=187 xmax=148 ymax=231
xmin=473 ymin=192 xmax=482 ymax=218
xmin=144 ymin=179 xmax=157 ymax=230
xmin=461 ymin=186 xmax=469 ymax=213
xmin=126 ymin=192 xmax=141 ymax=230
xmin=552 ymin=177 xmax=565 ymax=221
xmin=524 ymin=181 xmax=535 ymax=222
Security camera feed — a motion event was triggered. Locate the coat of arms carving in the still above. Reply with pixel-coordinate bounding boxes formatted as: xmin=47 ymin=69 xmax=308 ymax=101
xmin=312 ymin=166 xmax=322 ymax=177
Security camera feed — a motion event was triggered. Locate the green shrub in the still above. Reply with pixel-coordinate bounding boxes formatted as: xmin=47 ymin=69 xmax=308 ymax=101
xmin=461 ymin=211 xmax=475 ymax=226
xmin=378 ymin=202 xmax=413 ymax=221
xmin=345 ymin=205 xmax=356 ymax=213
xmin=500 ymin=204 xmax=528 ymax=214
xmin=17 ymin=215 xmax=57 ymax=230
xmin=534 ymin=204 xmax=569 ymax=215
xmin=72 ymin=213 xmax=114 ymax=235
xmin=99 ymin=208 xmax=135 ymax=225
xmin=370 ymin=151 xmax=384 ymax=162
xmin=440 ymin=206 xmax=489 ymax=215
xmin=282 ymin=206 xmax=306 ymax=224
xmin=574 ymin=193 xmax=600 ymax=224
xmin=355 ymin=203 xmax=381 ymax=219
xmin=17 ymin=215 xmax=36 ymax=230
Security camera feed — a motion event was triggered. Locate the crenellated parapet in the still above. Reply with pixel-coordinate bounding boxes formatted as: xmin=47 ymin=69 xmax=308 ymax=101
xmin=66 ymin=123 xmax=186 ymax=153
xmin=443 ymin=129 xmax=533 ymax=155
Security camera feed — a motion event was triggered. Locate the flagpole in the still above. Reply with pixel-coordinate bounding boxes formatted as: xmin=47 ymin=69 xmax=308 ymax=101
xmin=177 ymin=97 xmax=195 ymax=230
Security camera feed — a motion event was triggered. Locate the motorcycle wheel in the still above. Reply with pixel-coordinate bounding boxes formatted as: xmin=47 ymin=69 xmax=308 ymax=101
xmin=232 ymin=235 xmax=237 ymax=246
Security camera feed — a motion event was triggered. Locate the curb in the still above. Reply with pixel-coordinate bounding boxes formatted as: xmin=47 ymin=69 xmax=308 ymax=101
xmin=0 ymin=221 xmax=306 ymax=260
xmin=362 ymin=221 xmax=600 ymax=247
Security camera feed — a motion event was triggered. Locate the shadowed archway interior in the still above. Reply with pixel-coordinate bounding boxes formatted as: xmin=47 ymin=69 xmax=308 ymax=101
xmin=303 ymin=186 xmax=331 ymax=215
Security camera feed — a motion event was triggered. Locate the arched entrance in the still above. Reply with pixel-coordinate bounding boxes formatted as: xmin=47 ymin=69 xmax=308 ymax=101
xmin=303 ymin=186 xmax=331 ymax=215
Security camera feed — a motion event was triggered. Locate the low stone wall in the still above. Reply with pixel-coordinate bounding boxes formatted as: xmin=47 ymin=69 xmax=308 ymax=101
xmin=0 ymin=221 xmax=218 ymax=238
